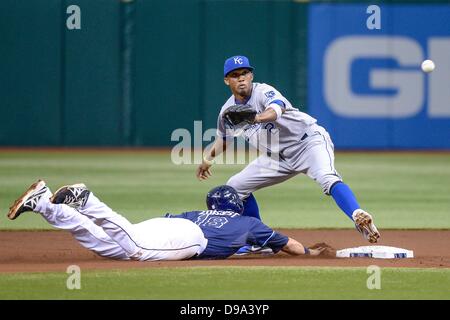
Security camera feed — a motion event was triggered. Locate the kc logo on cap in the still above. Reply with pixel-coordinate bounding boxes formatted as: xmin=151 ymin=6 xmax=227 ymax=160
xmin=233 ymin=57 xmax=243 ymax=64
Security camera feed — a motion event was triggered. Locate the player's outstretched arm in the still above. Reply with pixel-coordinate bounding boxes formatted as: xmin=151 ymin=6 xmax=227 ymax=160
xmin=254 ymin=104 xmax=285 ymax=123
xmin=254 ymin=107 xmax=278 ymax=123
xmin=196 ymin=136 xmax=228 ymax=181
xmin=281 ymin=238 xmax=325 ymax=256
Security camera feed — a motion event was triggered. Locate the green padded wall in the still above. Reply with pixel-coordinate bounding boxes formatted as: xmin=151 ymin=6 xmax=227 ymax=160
xmin=0 ymin=0 xmax=308 ymax=146
xmin=0 ymin=0 xmax=62 ymax=146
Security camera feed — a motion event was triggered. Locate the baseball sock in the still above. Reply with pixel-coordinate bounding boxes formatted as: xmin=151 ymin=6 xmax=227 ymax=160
xmin=242 ymin=193 xmax=261 ymax=220
xmin=330 ymin=182 xmax=360 ymax=220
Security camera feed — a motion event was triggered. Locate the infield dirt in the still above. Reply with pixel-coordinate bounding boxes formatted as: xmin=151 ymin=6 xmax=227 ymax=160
xmin=0 ymin=229 xmax=449 ymax=273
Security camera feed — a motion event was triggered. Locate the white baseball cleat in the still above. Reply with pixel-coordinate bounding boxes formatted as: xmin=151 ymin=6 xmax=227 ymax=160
xmin=7 ymin=180 xmax=50 ymax=220
xmin=352 ymin=209 xmax=380 ymax=243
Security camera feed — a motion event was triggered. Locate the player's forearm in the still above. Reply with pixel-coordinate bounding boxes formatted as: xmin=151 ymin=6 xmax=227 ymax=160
xmin=203 ymin=137 xmax=227 ymax=163
xmin=254 ymin=108 xmax=277 ymax=123
xmin=281 ymin=238 xmax=309 ymax=255
xmin=254 ymin=105 xmax=284 ymax=123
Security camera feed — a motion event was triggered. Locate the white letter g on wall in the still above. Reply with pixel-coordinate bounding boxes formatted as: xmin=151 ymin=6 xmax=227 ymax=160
xmin=324 ymin=36 xmax=424 ymax=118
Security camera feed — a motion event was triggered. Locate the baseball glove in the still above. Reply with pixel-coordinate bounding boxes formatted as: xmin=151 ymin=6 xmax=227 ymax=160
xmin=223 ymin=104 xmax=257 ymax=127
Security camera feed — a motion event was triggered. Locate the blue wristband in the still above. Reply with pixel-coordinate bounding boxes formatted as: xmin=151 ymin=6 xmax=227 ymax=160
xmin=304 ymin=247 xmax=310 ymax=255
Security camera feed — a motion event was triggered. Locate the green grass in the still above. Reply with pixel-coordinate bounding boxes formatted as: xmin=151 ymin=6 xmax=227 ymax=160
xmin=0 ymin=267 xmax=449 ymax=299
xmin=1 ymin=151 xmax=449 ymax=301
xmin=0 ymin=151 xmax=449 ymax=229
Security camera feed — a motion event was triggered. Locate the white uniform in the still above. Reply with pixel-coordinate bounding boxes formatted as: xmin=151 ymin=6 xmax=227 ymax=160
xmin=217 ymin=82 xmax=342 ymax=198
xmin=35 ymin=190 xmax=208 ymax=261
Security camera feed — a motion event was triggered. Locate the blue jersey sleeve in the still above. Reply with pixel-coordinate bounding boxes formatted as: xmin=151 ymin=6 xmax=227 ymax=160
xmin=247 ymin=218 xmax=289 ymax=253
xmin=165 ymin=211 xmax=289 ymax=258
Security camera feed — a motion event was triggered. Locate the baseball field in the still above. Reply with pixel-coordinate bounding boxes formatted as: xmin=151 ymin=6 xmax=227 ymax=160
xmin=0 ymin=150 xmax=449 ymax=300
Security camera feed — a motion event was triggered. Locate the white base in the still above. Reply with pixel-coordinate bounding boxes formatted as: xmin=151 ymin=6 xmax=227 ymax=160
xmin=336 ymin=246 xmax=414 ymax=259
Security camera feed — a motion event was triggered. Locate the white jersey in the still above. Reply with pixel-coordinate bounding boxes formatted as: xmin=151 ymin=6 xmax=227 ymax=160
xmin=217 ymin=83 xmax=317 ymax=153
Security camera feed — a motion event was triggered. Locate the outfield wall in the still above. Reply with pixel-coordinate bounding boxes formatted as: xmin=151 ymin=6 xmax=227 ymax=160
xmin=1 ymin=0 xmax=449 ymax=148
xmin=308 ymin=3 xmax=450 ymax=149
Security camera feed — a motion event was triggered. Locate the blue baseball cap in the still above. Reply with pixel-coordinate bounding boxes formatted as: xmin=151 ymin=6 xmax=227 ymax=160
xmin=224 ymin=55 xmax=254 ymax=77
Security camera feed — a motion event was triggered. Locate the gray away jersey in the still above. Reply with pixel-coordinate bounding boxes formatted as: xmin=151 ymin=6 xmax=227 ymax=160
xmin=217 ymin=83 xmax=317 ymax=154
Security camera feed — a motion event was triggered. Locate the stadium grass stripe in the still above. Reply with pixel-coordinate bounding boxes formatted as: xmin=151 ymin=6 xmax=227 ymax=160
xmin=1 ymin=151 xmax=449 ymax=230
xmin=0 ymin=267 xmax=449 ymax=300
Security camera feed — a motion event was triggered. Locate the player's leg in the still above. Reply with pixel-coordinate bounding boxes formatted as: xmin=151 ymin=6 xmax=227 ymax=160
xmin=80 ymin=195 xmax=206 ymax=260
xmin=51 ymin=184 xmax=149 ymax=259
xmin=227 ymin=154 xmax=296 ymax=220
xmin=227 ymin=155 xmax=296 ymax=255
xmin=298 ymin=126 xmax=380 ymax=243
xmin=38 ymin=201 xmax=130 ymax=259
xmin=241 ymin=193 xmax=260 ymax=219
xmin=7 ymin=180 xmax=128 ymax=259
xmin=329 ymin=182 xmax=360 ymax=219
xmin=51 ymin=184 xmax=206 ymax=260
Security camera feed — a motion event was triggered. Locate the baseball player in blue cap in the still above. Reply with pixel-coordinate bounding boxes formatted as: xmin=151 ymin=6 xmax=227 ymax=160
xmin=196 ymin=55 xmax=380 ymax=254
xmin=7 ymin=180 xmax=327 ymax=261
